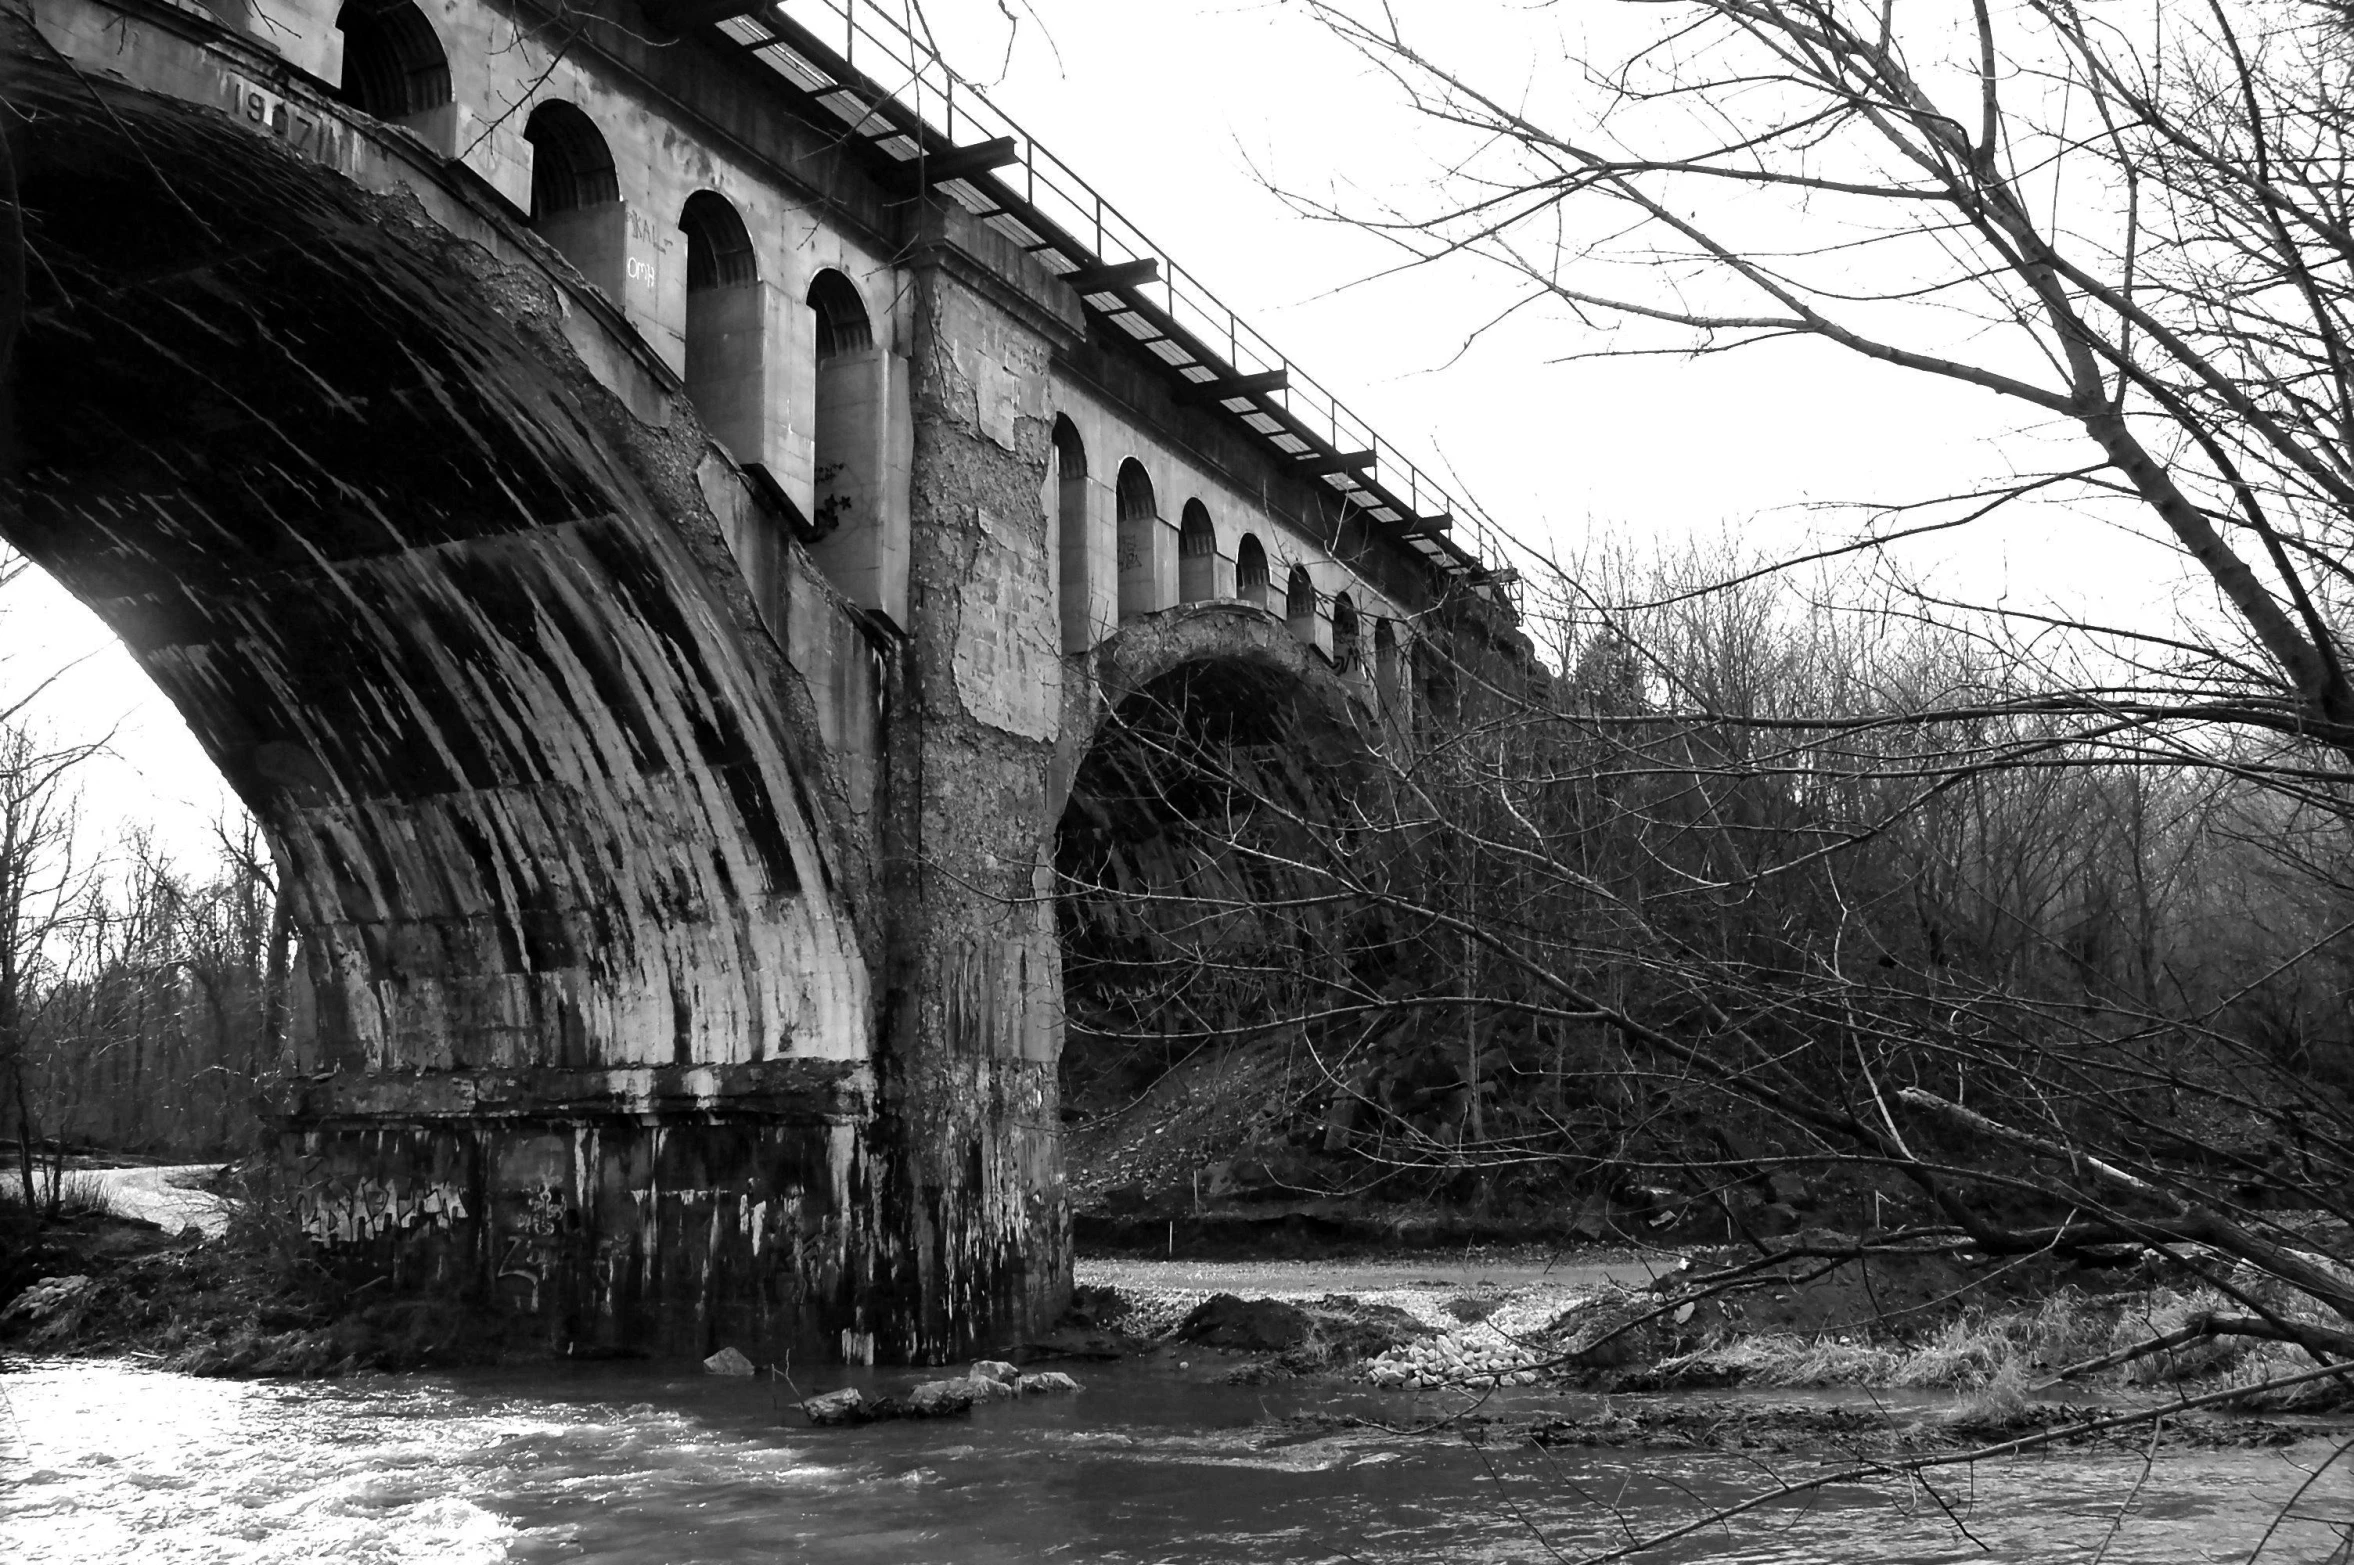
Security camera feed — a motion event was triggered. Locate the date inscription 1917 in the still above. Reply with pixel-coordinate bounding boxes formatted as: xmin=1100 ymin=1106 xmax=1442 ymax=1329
xmin=224 ymin=74 xmax=339 ymax=162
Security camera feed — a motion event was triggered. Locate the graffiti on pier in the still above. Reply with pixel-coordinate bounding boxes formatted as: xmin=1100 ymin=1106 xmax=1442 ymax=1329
xmin=497 ymin=1184 xmax=576 ymax=1313
xmin=299 ymin=1178 xmax=469 ymax=1244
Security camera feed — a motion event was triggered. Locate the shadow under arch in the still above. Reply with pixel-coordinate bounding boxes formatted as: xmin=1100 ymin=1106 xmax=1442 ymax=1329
xmin=3 ymin=31 xmax=913 ymax=1360
xmin=1053 ymin=605 xmax=1386 ymax=1112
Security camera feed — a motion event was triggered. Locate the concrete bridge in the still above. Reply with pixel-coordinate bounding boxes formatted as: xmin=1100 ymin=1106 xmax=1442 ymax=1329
xmin=0 ymin=0 xmax=1520 ymax=1362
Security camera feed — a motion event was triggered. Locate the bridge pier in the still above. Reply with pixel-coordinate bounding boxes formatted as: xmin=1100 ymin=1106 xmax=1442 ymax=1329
xmin=861 ymin=214 xmax=1087 ymax=1353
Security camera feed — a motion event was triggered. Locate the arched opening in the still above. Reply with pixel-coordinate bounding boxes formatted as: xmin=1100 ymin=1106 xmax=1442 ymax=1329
xmin=1178 ymin=500 xmax=1218 ymax=604
xmin=1285 ymin=564 xmax=1317 ymax=645
xmin=1236 ymin=534 xmax=1270 ymax=611
xmin=335 ymin=0 xmax=452 ymax=138
xmin=1374 ymin=618 xmax=1403 ymax=709
xmin=677 ymin=191 xmax=764 ymax=465
xmin=805 ymin=269 xmax=904 ymax=623
xmin=1055 ymin=416 xmax=1093 ymax=652
xmin=1055 ymin=653 xmax=1380 ymax=1203
xmin=8 ymin=116 xmax=892 ymax=1354
xmin=1332 ymin=592 xmax=1361 ymax=673
xmin=523 ymin=102 xmax=626 ymax=301
xmin=1116 ymin=459 xmax=1162 ymax=620
xmin=809 ymin=269 xmax=875 ymax=359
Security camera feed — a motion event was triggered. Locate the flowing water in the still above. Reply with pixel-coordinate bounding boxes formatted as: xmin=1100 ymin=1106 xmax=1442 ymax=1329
xmin=3 ymin=1358 xmax=2349 ymax=1563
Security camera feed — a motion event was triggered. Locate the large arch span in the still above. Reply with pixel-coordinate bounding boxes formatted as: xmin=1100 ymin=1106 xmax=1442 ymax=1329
xmin=0 ymin=13 xmax=928 ymax=1359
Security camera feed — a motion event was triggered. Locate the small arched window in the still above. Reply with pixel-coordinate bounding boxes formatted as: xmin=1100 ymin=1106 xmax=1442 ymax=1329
xmin=1116 ymin=460 xmax=1156 ymax=523
xmin=677 ymin=192 xmax=762 ymax=464
xmin=1332 ymin=592 xmax=1361 ymax=673
xmin=336 ymin=0 xmax=451 ymax=123
xmin=1116 ymin=459 xmax=1161 ymax=619
xmin=524 ymin=101 xmax=619 ymax=219
xmin=1054 ymin=416 xmax=1093 ymax=652
xmin=1374 ymin=618 xmax=1402 ymax=706
xmin=681 ymin=192 xmax=758 ymax=290
xmin=523 ymin=102 xmax=625 ymax=301
xmin=1285 ymin=564 xmax=1316 ymax=645
xmin=1177 ymin=500 xmax=1218 ymax=604
xmin=808 ymin=269 xmax=874 ymax=359
xmin=801 ymin=266 xmax=906 ymax=622
xmin=1236 ymin=534 xmax=1270 ymax=610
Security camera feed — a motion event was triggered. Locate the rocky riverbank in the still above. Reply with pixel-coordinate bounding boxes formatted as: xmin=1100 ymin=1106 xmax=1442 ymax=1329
xmin=1073 ymin=1237 xmax=2354 ymax=1426
xmin=11 ymin=1167 xmax=2354 ymax=1458
xmin=0 ymin=1169 xmax=529 ymax=1376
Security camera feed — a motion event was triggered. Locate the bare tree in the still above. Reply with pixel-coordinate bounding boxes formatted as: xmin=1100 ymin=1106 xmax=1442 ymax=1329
xmin=1298 ymin=0 xmax=2354 ymax=771
xmin=1058 ymin=535 xmax=2354 ymax=1555
xmin=0 ymin=721 xmax=99 ymax=1217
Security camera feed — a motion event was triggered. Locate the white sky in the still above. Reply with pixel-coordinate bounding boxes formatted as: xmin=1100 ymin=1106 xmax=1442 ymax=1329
xmin=3 ymin=0 xmax=2197 ymax=863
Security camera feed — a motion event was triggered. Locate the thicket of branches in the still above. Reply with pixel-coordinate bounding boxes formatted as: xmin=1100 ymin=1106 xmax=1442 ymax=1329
xmin=1064 ymin=554 xmax=2354 ymax=1226
xmin=1054 ymin=0 xmax=2354 ymax=1546
xmin=1049 ymin=0 xmax=2354 ymax=1548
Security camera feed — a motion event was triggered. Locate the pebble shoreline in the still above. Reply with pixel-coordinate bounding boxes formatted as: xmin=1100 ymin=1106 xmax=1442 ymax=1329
xmin=1077 ymin=1260 xmax=1611 ymax=1389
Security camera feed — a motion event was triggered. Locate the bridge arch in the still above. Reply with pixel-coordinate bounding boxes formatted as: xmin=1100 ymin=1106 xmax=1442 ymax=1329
xmin=1235 ymin=534 xmax=1270 ymax=611
xmin=807 ymin=268 xmax=874 ymax=357
xmin=803 ymin=269 xmax=901 ymax=621
xmin=1177 ymin=500 xmax=1218 ymax=605
xmin=523 ymin=101 xmax=625 ymax=300
xmin=1053 ymin=416 xmax=1095 ymax=652
xmin=1374 ymin=617 xmax=1403 ymax=708
xmin=1115 ymin=459 xmax=1161 ymax=620
xmin=10 ymin=56 xmax=887 ymax=1359
xmin=1056 ymin=608 xmax=1377 ymax=1096
xmin=1284 ymin=563 xmax=1317 ymax=647
xmin=335 ymin=0 xmax=452 ymax=127
xmin=678 ymin=191 xmax=763 ymax=467
xmin=1332 ymin=591 xmax=1361 ymax=674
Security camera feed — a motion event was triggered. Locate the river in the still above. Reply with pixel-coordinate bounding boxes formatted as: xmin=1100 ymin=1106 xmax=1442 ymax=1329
xmin=4 ymin=1357 xmax=2349 ymax=1563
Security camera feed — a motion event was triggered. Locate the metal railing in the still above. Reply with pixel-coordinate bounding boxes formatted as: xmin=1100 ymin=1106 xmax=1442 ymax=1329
xmin=713 ymin=0 xmax=1510 ymax=600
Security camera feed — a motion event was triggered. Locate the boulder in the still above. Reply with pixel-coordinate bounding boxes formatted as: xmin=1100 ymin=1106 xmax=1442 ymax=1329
xmin=1061 ymin=1284 xmax=1128 ymax=1331
xmin=703 ymin=1346 xmax=757 ymax=1376
xmin=906 ymin=1378 xmax=980 ymax=1417
xmin=1016 ymin=1370 xmax=1082 ymax=1396
xmin=1 ymin=1275 xmax=96 ymax=1346
xmin=968 ymin=1359 xmax=1020 ymax=1385
xmin=801 ymin=1388 xmax=870 ymax=1426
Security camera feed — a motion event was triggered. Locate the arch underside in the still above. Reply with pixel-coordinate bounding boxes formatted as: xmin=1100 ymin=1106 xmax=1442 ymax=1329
xmin=5 ymin=47 xmax=887 ymax=1355
xmin=1056 ymin=608 xmax=1382 ymax=1107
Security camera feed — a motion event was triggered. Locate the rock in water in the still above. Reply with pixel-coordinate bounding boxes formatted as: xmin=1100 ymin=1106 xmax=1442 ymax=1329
xmin=801 ymin=1389 xmax=869 ymax=1425
xmin=703 ymin=1346 xmax=757 ymax=1376
xmin=968 ymin=1359 xmax=1021 ymax=1385
xmin=1016 ymin=1371 xmax=1082 ymax=1396
xmin=906 ymin=1378 xmax=980 ymax=1417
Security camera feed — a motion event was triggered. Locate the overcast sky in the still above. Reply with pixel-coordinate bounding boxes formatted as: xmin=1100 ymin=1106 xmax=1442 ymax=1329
xmin=6 ymin=0 xmax=2190 ymax=865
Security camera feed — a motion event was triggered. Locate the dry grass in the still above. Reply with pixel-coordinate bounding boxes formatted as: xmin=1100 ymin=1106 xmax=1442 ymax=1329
xmin=0 ymin=1167 xmax=111 ymax=1217
xmin=1645 ymin=1283 xmax=2349 ymax=1398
